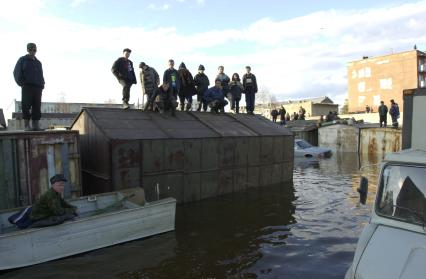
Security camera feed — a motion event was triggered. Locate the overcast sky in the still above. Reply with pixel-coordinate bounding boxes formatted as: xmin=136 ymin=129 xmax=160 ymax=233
xmin=1 ymin=0 xmax=426 ymax=118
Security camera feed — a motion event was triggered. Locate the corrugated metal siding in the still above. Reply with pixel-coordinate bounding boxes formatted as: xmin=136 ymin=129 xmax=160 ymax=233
xmin=71 ymin=108 xmax=294 ymax=203
xmin=0 ymin=131 xmax=81 ymax=209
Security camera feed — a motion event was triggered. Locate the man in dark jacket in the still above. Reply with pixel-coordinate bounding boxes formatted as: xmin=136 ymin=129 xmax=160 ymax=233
xmin=148 ymin=82 xmax=177 ymax=116
xmin=389 ymin=99 xmax=400 ymax=128
xmin=139 ymin=62 xmax=160 ymax=111
xmin=279 ymin=106 xmax=286 ymax=125
xmin=204 ymin=79 xmax=228 ymax=113
xmin=194 ymin=65 xmax=210 ymax=112
xmin=163 ymin=59 xmax=180 ymax=100
xmin=216 ymin=65 xmax=230 ymax=96
xmin=30 ymin=174 xmax=77 ymax=227
xmin=13 ymin=43 xmax=45 ymax=131
xmin=177 ymin=62 xmax=196 ymax=111
xmin=111 ymin=48 xmax=137 ymax=109
xmin=242 ymin=66 xmax=258 ymax=115
xmin=378 ymin=101 xmax=388 ymax=128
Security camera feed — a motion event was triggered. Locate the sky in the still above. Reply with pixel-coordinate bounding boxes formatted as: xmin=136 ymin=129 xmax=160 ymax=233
xmin=1 ymin=0 xmax=426 ymax=118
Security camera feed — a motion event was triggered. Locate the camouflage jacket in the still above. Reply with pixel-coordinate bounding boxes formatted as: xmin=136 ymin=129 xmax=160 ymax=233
xmin=30 ymin=188 xmax=76 ymax=220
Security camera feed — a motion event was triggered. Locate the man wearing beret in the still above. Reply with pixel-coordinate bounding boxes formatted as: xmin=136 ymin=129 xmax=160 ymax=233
xmin=111 ymin=48 xmax=137 ymax=109
xmin=30 ymin=174 xmax=77 ymax=227
xmin=13 ymin=43 xmax=45 ymax=131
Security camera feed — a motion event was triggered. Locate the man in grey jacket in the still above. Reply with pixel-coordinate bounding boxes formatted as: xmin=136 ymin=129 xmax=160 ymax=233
xmin=13 ymin=43 xmax=45 ymax=131
xmin=139 ymin=62 xmax=160 ymax=111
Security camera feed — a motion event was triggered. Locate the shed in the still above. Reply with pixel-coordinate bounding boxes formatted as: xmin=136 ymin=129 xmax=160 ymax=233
xmin=71 ymin=108 xmax=294 ymax=203
xmin=0 ymin=130 xmax=81 ymax=209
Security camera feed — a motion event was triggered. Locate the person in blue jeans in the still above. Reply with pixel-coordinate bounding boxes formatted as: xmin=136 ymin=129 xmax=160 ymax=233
xmin=242 ymin=66 xmax=258 ymax=115
xmin=204 ymin=79 xmax=228 ymax=113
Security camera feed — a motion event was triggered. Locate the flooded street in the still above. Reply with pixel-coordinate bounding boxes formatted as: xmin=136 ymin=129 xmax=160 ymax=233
xmin=2 ymin=152 xmax=380 ymax=279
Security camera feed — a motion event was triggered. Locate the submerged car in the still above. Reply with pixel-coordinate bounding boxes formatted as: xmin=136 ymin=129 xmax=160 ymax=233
xmin=345 ymin=149 xmax=426 ymax=279
xmin=294 ymin=139 xmax=332 ymax=158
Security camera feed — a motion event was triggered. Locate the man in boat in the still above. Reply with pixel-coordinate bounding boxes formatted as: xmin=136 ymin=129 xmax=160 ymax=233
xmin=29 ymin=174 xmax=78 ymax=227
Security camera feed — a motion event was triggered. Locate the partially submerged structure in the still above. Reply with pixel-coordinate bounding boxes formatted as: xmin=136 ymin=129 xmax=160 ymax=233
xmin=71 ymin=108 xmax=294 ymax=203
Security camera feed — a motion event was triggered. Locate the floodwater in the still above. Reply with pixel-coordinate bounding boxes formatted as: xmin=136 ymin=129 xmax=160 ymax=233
xmin=1 ymin=152 xmax=380 ymax=279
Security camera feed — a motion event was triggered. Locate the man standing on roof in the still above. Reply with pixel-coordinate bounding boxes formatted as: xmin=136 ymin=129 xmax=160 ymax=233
xmin=378 ymin=101 xmax=388 ymax=128
xmin=163 ymin=59 xmax=180 ymax=100
xmin=194 ymin=65 xmax=210 ymax=112
xmin=139 ymin=62 xmax=160 ymax=111
xmin=242 ymin=66 xmax=258 ymax=115
xmin=13 ymin=43 xmax=45 ymax=131
xmin=112 ymin=48 xmax=137 ymax=109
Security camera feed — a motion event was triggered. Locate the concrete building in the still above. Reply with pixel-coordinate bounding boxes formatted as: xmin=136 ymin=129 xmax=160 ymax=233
xmin=347 ymin=49 xmax=426 ymax=113
xmin=250 ymin=96 xmax=339 ymax=120
xmin=8 ymin=100 xmax=133 ymax=130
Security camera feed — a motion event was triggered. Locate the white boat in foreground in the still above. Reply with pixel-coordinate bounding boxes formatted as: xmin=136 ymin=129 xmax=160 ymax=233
xmin=0 ymin=188 xmax=176 ymax=270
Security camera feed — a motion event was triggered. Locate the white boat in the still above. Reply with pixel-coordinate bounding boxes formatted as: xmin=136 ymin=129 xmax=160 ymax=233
xmin=0 ymin=188 xmax=176 ymax=270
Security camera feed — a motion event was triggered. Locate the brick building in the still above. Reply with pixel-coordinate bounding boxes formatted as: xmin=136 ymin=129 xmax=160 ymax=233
xmin=347 ymin=49 xmax=426 ymax=113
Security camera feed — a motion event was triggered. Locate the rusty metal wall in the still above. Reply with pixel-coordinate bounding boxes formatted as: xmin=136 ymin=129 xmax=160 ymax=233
xmin=359 ymin=128 xmax=402 ymax=163
xmin=0 ymin=131 xmax=81 ymax=209
xmin=72 ymin=108 xmax=294 ymax=204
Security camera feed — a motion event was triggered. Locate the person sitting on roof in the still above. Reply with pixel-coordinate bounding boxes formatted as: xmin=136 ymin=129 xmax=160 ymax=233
xmin=29 ymin=174 xmax=78 ymax=228
xmin=150 ymin=82 xmax=178 ymax=116
xmin=204 ymin=79 xmax=228 ymax=113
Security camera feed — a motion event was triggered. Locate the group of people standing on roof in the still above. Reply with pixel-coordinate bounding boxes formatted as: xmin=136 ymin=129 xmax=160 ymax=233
xmin=111 ymin=48 xmax=258 ymax=115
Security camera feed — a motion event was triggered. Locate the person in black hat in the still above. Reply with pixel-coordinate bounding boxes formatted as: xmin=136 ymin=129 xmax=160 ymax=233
xmin=194 ymin=65 xmax=210 ymax=111
xmin=111 ymin=48 xmax=137 ymax=109
xmin=13 ymin=43 xmax=45 ymax=131
xmin=29 ymin=174 xmax=77 ymax=227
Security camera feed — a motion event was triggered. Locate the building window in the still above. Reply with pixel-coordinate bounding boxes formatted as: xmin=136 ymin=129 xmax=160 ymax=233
xmin=379 ymin=78 xmax=392 ymax=90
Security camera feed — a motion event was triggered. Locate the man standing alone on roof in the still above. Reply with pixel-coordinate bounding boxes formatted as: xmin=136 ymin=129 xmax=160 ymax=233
xmin=13 ymin=43 xmax=45 ymax=131
xmin=112 ymin=48 xmax=137 ymax=109
xmin=242 ymin=66 xmax=258 ymax=115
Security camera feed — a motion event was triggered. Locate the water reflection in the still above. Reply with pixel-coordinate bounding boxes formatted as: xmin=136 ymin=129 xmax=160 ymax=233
xmin=2 ymin=152 xmax=380 ymax=279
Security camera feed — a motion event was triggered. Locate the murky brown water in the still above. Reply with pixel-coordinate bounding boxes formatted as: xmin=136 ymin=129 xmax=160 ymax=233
xmin=1 ymin=152 xmax=380 ymax=279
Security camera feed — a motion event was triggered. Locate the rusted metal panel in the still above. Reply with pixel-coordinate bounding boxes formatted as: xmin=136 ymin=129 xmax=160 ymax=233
xmin=164 ymin=140 xmax=184 ymax=172
xmin=184 ymin=140 xmax=201 ymax=172
xmin=220 ymin=138 xmax=236 ymax=168
xmin=142 ymin=140 xmax=164 ymax=174
xmin=359 ymin=128 xmax=402 ymax=162
xmin=71 ymin=108 xmax=295 ymax=204
xmin=0 ymin=130 xmax=81 ymax=209
xmin=112 ymin=141 xmax=142 ymax=190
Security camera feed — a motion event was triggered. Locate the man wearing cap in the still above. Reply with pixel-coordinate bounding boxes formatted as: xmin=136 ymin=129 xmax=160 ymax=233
xmin=112 ymin=48 xmax=137 ymax=109
xmin=13 ymin=43 xmax=45 ymax=131
xmin=29 ymin=174 xmax=77 ymax=227
xmin=194 ymin=65 xmax=210 ymax=111
xmin=242 ymin=66 xmax=258 ymax=115
xmin=139 ymin=62 xmax=160 ymax=111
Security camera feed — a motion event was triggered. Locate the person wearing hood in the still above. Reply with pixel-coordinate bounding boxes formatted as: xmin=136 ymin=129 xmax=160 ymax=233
xmin=194 ymin=65 xmax=210 ymax=112
xmin=229 ymin=73 xmax=244 ymax=113
xmin=177 ymin=62 xmax=196 ymax=111
xmin=139 ymin=62 xmax=160 ymax=111
xmin=111 ymin=48 xmax=137 ymax=109
xmin=13 ymin=43 xmax=45 ymax=131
